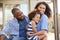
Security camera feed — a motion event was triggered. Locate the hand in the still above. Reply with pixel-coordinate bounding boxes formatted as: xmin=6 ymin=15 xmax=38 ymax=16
xmin=25 ymin=24 xmax=29 ymax=30
xmin=26 ymin=32 xmax=34 ymax=37
xmin=0 ymin=34 xmax=5 ymax=40
xmin=29 ymin=34 xmax=33 ymax=37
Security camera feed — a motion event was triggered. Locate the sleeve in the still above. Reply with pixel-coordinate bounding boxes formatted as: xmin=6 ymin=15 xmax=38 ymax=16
xmin=1 ymin=21 xmax=11 ymax=36
xmin=40 ymin=15 xmax=48 ymax=31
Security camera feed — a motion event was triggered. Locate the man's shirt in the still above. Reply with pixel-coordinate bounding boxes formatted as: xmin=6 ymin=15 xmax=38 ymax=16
xmin=1 ymin=16 xmax=28 ymax=38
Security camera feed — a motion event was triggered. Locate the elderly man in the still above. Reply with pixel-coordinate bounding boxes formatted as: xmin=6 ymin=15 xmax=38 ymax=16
xmin=1 ymin=8 xmax=28 ymax=40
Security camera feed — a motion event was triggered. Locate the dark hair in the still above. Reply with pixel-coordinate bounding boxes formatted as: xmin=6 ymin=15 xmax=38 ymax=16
xmin=11 ymin=8 xmax=19 ymax=14
xmin=28 ymin=10 xmax=40 ymax=20
xmin=35 ymin=2 xmax=51 ymax=18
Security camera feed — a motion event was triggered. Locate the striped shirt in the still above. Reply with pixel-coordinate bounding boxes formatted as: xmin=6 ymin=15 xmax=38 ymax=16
xmin=27 ymin=21 xmax=37 ymax=39
xmin=27 ymin=21 xmax=34 ymax=34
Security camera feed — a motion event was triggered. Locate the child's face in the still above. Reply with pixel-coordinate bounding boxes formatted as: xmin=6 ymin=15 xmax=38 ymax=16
xmin=32 ymin=14 xmax=40 ymax=23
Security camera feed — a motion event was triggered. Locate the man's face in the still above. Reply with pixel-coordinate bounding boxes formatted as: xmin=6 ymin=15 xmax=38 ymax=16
xmin=13 ymin=10 xmax=24 ymax=21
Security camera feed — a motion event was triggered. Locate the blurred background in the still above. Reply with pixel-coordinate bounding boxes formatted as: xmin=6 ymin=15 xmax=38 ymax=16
xmin=0 ymin=0 xmax=60 ymax=40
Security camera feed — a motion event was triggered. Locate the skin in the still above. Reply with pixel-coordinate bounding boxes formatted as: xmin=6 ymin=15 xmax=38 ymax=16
xmin=32 ymin=14 xmax=40 ymax=23
xmin=32 ymin=14 xmax=40 ymax=33
xmin=34 ymin=4 xmax=47 ymax=40
xmin=27 ymin=14 xmax=40 ymax=37
xmin=0 ymin=34 xmax=5 ymax=40
xmin=1 ymin=9 xmax=25 ymax=40
xmin=13 ymin=10 xmax=24 ymax=21
xmin=27 ymin=4 xmax=47 ymax=40
xmin=37 ymin=4 xmax=46 ymax=14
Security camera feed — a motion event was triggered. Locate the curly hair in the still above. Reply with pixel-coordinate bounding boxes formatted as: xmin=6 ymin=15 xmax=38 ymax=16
xmin=35 ymin=2 xmax=51 ymax=18
xmin=28 ymin=10 xmax=40 ymax=20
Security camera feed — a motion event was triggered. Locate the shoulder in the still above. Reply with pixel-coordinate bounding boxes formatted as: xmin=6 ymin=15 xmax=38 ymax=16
xmin=24 ymin=16 xmax=28 ymax=22
xmin=29 ymin=21 xmax=32 ymax=24
xmin=24 ymin=16 xmax=28 ymax=20
xmin=28 ymin=21 xmax=32 ymax=28
xmin=41 ymin=14 xmax=48 ymax=20
xmin=25 ymin=16 xmax=28 ymax=18
xmin=3 ymin=18 xmax=14 ymax=27
xmin=6 ymin=18 xmax=16 ymax=24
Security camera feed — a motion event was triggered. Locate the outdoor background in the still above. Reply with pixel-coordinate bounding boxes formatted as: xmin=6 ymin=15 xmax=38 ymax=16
xmin=0 ymin=0 xmax=60 ymax=40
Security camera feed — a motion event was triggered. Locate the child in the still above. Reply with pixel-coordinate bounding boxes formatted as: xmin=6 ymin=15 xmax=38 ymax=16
xmin=27 ymin=10 xmax=40 ymax=40
xmin=26 ymin=10 xmax=47 ymax=40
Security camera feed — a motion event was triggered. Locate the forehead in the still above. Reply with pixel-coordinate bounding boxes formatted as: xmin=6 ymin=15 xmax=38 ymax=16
xmin=35 ymin=14 xmax=40 ymax=17
xmin=15 ymin=10 xmax=20 ymax=12
xmin=39 ymin=4 xmax=46 ymax=8
xmin=15 ymin=10 xmax=22 ymax=13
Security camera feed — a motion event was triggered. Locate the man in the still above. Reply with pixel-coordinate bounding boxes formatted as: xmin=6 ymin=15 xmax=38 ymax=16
xmin=1 ymin=8 xmax=28 ymax=40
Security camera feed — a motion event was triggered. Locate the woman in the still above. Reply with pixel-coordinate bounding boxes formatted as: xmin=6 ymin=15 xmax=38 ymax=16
xmin=33 ymin=2 xmax=51 ymax=40
xmin=26 ymin=2 xmax=51 ymax=40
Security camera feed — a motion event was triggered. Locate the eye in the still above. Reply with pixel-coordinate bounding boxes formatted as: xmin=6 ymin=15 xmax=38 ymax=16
xmin=37 ymin=17 xmax=38 ymax=18
xmin=43 ymin=8 xmax=46 ymax=9
xmin=40 ymin=7 xmax=42 ymax=8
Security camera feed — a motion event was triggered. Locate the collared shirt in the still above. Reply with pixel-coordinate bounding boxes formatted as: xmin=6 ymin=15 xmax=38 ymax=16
xmin=1 ymin=16 xmax=28 ymax=37
xmin=36 ymin=14 xmax=48 ymax=31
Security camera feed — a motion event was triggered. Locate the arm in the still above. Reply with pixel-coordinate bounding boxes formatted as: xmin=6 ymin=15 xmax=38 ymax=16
xmin=26 ymin=21 xmax=37 ymax=36
xmin=25 ymin=24 xmax=29 ymax=30
xmin=33 ymin=30 xmax=47 ymax=36
xmin=1 ymin=21 xmax=10 ymax=40
xmin=1 ymin=22 xmax=10 ymax=35
xmin=34 ymin=15 xmax=48 ymax=36
xmin=26 ymin=32 xmax=33 ymax=37
xmin=0 ymin=34 xmax=5 ymax=40
xmin=32 ymin=21 xmax=37 ymax=33
xmin=26 ymin=24 xmax=34 ymax=37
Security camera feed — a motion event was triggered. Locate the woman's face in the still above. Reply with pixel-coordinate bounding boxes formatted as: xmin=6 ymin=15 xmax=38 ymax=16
xmin=37 ymin=4 xmax=46 ymax=14
xmin=32 ymin=14 xmax=40 ymax=23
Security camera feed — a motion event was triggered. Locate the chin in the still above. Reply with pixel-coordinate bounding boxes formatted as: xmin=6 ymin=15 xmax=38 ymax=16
xmin=36 ymin=21 xmax=39 ymax=23
xmin=20 ymin=18 xmax=24 ymax=21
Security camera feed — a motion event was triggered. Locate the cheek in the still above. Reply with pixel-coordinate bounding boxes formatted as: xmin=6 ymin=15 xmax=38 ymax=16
xmin=35 ymin=18 xmax=38 ymax=21
xmin=14 ymin=15 xmax=18 ymax=18
xmin=17 ymin=15 xmax=21 ymax=18
xmin=38 ymin=18 xmax=40 ymax=21
xmin=18 ymin=16 xmax=24 ymax=19
xmin=35 ymin=18 xmax=39 ymax=23
xmin=43 ymin=9 xmax=45 ymax=12
xmin=37 ymin=7 xmax=46 ymax=12
xmin=40 ymin=9 xmax=45 ymax=14
xmin=37 ymin=7 xmax=41 ymax=11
